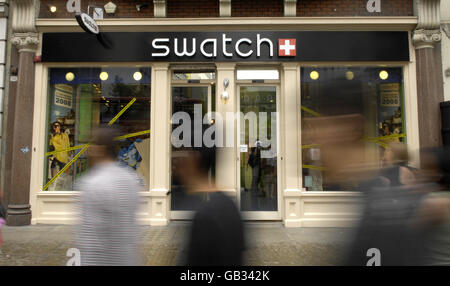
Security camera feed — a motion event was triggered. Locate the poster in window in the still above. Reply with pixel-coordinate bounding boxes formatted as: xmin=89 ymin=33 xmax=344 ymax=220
xmin=380 ymin=91 xmax=400 ymax=107
xmin=380 ymin=83 xmax=400 ymax=107
xmin=54 ymin=89 xmax=73 ymax=108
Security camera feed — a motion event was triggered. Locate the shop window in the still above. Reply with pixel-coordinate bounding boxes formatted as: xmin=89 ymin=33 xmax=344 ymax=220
xmin=301 ymin=67 xmax=405 ymax=191
xmin=44 ymin=67 xmax=151 ymax=191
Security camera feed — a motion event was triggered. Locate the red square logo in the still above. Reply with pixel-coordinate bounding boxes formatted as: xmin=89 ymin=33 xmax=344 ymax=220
xmin=278 ymin=39 xmax=296 ymax=56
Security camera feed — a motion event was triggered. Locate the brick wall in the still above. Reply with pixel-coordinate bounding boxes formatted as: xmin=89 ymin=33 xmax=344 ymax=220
xmin=297 ymin=0 xmax=413 ymax=17
xmin=39 ymin=0 xmax=154 ymax=18
xmin=232 ymin=0 xmax=283 ymax=17
xmin=167 ymin=0 xmax=219 ymax=18
xmin=39 ymin=0 xmax=414 ymax=18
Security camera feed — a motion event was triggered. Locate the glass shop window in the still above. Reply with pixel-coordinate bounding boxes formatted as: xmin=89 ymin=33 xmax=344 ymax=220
xmin=44 ymin=67 xmax=151 ymax=191
xmin=301 ymin=67 xmax=406 ymax=191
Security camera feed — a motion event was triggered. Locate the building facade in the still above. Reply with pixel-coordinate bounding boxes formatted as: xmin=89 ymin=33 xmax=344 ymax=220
xmin=441 ymin=0 xmax=450 ymax=102
xmin=0 ymin=0 xmax=445 ymax=227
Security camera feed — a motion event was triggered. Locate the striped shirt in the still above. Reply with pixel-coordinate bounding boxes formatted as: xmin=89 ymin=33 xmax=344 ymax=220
xmin=75 ymin=162 xmax=141 ymax=266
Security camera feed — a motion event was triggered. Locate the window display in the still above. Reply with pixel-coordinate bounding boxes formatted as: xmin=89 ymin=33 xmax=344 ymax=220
xmin=44 ymin=67 xmax=151 ymax=191
xmin=301 ymin=67 xmax=405 ymax=191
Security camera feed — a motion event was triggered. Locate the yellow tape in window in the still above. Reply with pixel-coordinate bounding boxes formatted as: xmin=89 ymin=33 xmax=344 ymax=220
xmin=43 ymin=145 xmax=89 ymax=191
xmin=301 ymin=144 xmax=321 ymax=149
xmin=108 ymin=97 xmax=136 ymax=126
xmin=44 ymin=98 xmax=140 ymax=190
xmin=301 ymin=106 xmax=322 ymax=117
xmin=367 ymin=133 xmax=406 ymax=141
xmin=45 ymin=143 xmax=90 ymax=156
xmin=114 ymin=129 xmax=150 ymax=141
xmin=302 ymin=165 xmax=327 ymax=171
xmin=45 ymin=129 xmax=151 ymax=156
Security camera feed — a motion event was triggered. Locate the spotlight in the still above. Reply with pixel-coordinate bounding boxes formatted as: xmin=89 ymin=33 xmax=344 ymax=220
xmin=133 ymin=71 xmax=143 ymax=81
xmin=65 ymin=72 xmax=75 ymax=82
xmin=50 ymin=5 xmax=57 ymax=13
xmin=310 ymin=71 xmax=319 ymax=80
xmin=99 ymin=72 xmax=109 ymax=81
xmin=379 ymin=70 xmax=389 ymax=80
xmin=345 ymin=71 xmax=354 ymax=80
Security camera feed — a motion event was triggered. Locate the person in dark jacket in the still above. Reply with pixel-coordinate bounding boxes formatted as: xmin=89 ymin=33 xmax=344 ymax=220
xmin=174 ymin=128 xmax=245 ymax=266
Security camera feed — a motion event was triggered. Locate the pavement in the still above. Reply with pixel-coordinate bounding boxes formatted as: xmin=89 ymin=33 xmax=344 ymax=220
xmin=0 ymin=222 xmax=355 ymax=266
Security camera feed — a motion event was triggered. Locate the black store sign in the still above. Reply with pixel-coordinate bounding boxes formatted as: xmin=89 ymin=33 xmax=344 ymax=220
xmin=42 ymin=31 xmax=409 ymax=62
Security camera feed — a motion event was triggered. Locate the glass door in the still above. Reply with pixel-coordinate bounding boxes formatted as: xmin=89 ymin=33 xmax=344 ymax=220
xmin=238 ymin=85 xmax=280 ymax=220
xmin=170 ymin=70 xmax=216 ymax=219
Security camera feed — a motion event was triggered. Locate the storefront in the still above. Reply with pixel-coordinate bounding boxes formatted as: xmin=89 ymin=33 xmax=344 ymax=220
xmin=24 ymin=15 xmax=420 ymax=227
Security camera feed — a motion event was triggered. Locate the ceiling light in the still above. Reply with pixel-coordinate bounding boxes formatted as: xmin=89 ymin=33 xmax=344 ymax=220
xmin=345 ymin=71 xmax=354 ymax=80
xmin=310 ymin=71 xmax=319 ymax=80
xmin=379 ymin=70 xmax=389 ymax=80
xmin=99 ymin=72 xmax=109 ymax=81
xmin=133 ymin=71 xmax=143 ymax=81
xmin=65 ymin=72 xmax=75 ymax=82
xmin=50 ymin=6 xmax=57 ymax=13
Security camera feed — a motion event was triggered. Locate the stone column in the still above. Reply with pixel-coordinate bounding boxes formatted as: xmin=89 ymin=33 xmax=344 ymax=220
xmin=5 ymin=0 xmax=38 ymax=226
xmin=413 ymin=0 xmax=444 ymax=152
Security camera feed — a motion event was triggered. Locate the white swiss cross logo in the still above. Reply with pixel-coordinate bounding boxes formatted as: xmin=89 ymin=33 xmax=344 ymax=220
xmin=278 ymin=39 xmax=296 ymax=56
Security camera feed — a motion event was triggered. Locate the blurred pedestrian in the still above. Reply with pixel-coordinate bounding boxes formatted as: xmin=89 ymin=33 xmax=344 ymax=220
xmin=380 ymin=142 xmax=415 ymax=186
xmin=75 ymin=126 xmax=142 ymax=266
xmin=416 ymin=147 xmax=450 ymax=265
xmin=175 ymin=127 xmax=245 ymax=266
xmin=303 ymin=114 xmax=426 ymax=265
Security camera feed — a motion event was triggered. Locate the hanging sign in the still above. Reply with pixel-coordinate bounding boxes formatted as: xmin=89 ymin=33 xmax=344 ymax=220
xmin=75 ymin=13 xmax=99 ymax=34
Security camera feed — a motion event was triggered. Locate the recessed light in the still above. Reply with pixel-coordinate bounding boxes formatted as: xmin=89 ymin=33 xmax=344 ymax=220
xmin=99 ymin=72 xmax=109 ymax=81
xmin=379 ymin=70 xmax=389 ymax=80
xmin=133 ymin=71 xmax=142 ymax=81
xmin=65 ymin=72 xmax=75 ymax=82
xmin=345 ymin=71 xmax=354 ymax=80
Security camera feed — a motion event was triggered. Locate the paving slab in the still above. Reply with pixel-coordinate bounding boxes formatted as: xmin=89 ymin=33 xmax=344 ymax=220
xmin=0 ymin=222 xmax=354 ymax=266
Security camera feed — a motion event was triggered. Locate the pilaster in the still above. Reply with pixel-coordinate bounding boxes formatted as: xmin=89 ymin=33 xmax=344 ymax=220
xmin=153 ymin=0 xmax=166 ymax=18
xmin=149 ymin=63 xmax=170 ymax=225
xmin=284 ymin=0 xmax=297 ymax=17
xmin=219 ymin=0 xmax=231 ymax=17
xmin=281 ymin=63 xmax=302 ymax=227
xmin=413 ymin=0 xmax=445 ymax=152
xmin=413 ymin=0 xmax=442 ymax=49
xmin=215 ymin=63 xmax=236 ymax=196
xmin=6 ymin=0 xmax=38 ymax=225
